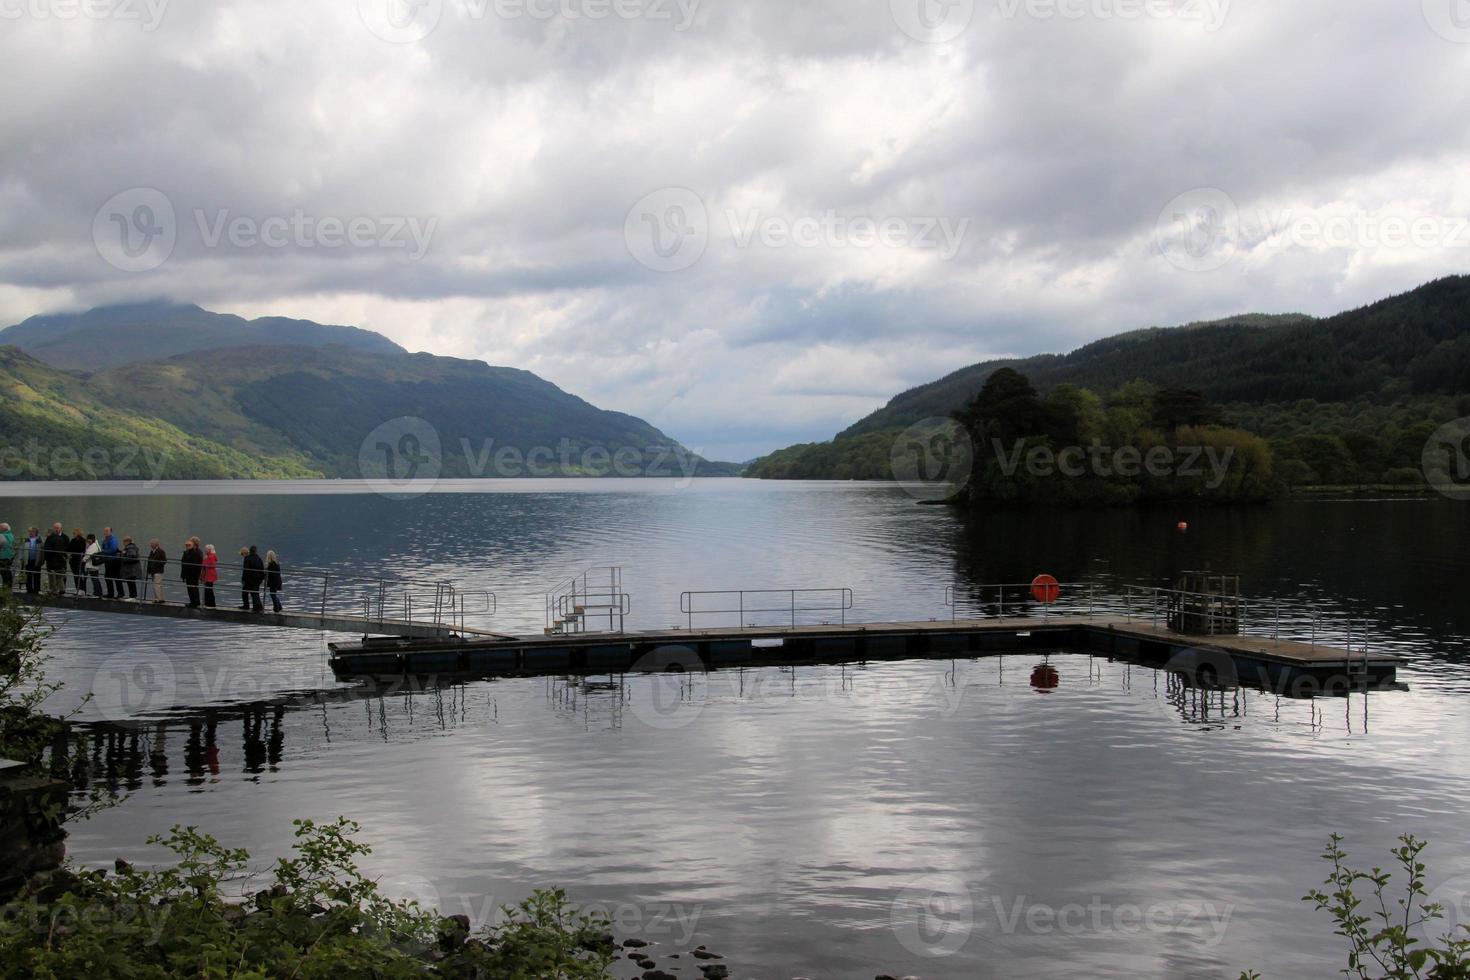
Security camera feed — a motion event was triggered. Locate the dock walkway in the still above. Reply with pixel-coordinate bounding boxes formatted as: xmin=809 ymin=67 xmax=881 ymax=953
xmin=327 ymin=616 xmax=1406 ymax=694
xmin=11 ymin=592 xmax=512 ymax=640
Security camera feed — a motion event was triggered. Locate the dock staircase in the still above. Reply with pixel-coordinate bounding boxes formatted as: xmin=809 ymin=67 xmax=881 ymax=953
xmin=544 ymin=566 xmax=630 ymax=636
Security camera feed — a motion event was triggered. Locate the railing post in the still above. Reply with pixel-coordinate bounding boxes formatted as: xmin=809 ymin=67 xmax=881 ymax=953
xmin=320 ymin=573 xmax=329 ymax=621
xmin=739 ymin=591 xmax=744 ymax=629
xmin=791 ymin=590 xmax=796 ymax=627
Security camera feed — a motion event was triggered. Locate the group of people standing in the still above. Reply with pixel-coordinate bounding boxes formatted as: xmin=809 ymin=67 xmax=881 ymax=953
xmin=0 ymin=523 xmax=284 ymax=614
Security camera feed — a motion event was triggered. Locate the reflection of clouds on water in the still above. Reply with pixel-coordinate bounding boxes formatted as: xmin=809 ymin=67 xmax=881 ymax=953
xmin=48 ymin=651 xmax=1470 ymax=979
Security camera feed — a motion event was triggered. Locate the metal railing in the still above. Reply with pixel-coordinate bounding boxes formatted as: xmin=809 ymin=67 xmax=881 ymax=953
xmin=947 ymin=581 xmax=1376 ymax=670
xmin=367 ymin=586 xmax=496 ymax=635
xmin=545 ymin=566 xmax=629 ymax=635
xmin=945 ymin=582 xmax=1100 ymax=623
xmin=1122 ymin=587 xmax=1372 ymax=665
xmin=679 ymin=588 xmax=854 ymax=629
xmin=11 ymin=552 xmax=498 ymax=636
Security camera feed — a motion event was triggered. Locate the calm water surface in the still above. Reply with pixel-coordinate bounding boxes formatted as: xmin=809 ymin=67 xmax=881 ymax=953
xmin=5 ymin=480 xmax=1470 ymax=979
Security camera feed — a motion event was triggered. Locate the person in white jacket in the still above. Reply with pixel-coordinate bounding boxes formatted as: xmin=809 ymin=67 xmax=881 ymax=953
xmin=82 ymin=534 xmax=103 ymax=598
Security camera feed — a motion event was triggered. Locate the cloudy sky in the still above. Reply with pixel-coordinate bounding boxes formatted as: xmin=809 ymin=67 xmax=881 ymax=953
xmin=2 ymin=0 xmax=1468 ymax=460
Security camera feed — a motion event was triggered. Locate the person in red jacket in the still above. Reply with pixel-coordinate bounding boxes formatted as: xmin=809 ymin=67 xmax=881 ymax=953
xmin=201 ymin=544 xmax=219 ymax=608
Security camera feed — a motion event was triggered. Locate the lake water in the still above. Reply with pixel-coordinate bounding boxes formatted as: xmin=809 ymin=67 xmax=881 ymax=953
xmin=6 ymin=480 xmax=1470 ymax=979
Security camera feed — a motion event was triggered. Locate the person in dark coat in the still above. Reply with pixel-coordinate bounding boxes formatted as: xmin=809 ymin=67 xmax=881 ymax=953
xmin=67 ymin=528 xmax=87 ymax=594
xmin=120 ymin=536 xmax=142 ymax=600
xmin=100 ymin=527 xmax=121 ymax=598
xmin=265 ymin=550 xmax=283 ymax=613
xmin=43 ymin=523 xmax=69 ymax=595
xmin=146 ymin=539 xmax=167 ymax=603
xmin=180 ymin=537 xmax=204 ymax=608
xmin=241 ymin=545 xmax=265 ymax=613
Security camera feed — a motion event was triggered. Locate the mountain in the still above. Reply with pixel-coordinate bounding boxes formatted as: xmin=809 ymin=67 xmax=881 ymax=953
xmin=0 ymin=301 xmax=404 ymax=371
xmin=0 ymin=302 xmax=737 ymax=480
xmin=85 ymin=344 xmax=719 ymax=478
xmin=749 ymin=276 xmax=1470 ymax=485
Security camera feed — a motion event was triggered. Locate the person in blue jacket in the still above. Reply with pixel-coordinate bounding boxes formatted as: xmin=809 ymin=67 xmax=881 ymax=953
xmin=23 ymin=527 xmax=42 ymax=595
xmin=100 ymin=526 xmax=121 ymax=599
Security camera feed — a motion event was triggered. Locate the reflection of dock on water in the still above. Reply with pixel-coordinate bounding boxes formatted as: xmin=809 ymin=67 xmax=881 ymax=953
xmin=48 ymin=651 xmax=1382 ymax=799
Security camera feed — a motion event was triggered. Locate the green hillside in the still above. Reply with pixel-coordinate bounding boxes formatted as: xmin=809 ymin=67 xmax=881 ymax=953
xmin=0 ymin=348 xmax=322 ymax=480
xmin=87 ymin=345 xmax=730 ymax=478
xmin=749 ymin=277 xmax=1470 ymax=487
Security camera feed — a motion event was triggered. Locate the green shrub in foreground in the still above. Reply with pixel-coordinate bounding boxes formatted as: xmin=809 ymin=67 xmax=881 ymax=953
xmin=1242 ymin=834 xmax=1470 ymax=980
xmin=0 ymin=817 xmax=616 ymax=979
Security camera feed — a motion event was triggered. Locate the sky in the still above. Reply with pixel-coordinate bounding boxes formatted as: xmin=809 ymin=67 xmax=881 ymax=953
xmin=1 ymin=0 xmax=1469 ymax=461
